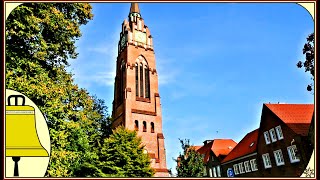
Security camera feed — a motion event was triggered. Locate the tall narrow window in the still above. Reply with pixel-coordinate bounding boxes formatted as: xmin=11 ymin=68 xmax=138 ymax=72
xmin=135 ymin=64 xmax=139 ymax=96
xmin=122 ymin=63 xmax=126 ymax=98
xmin=275 ymin=125 xmax=284 ymax=140
xmin=287 ymin=145 xmax=300 ymax=163
xmin=213 ymin=167 xmax=217 ymax=177
xmin=269 ymin=128 xmax=277 ymax=142
xmin=274 ymin=149 xmax=285 ymax=166
xmin=262 ymin=153 xmax=272 ymax=169
xmin=250 ymin=159 xmax=258 ymax=171
xmin=244 ymin=161 xmax=251 ymax=172
xmin=143 ymin=121 xmax=147 ymax=132
xmin=140 ymin=64 xmax=144 ymax=97
xmin=238 ymin=163 xmax=245 ymax=174
xmin=134 ymin=120 xmax=139 ymax=131
xmin=264 ymin=131 xmax=271 ymax=144
xmin=233 ymin=164 xmax=239 ymax=175
xmin=151 ymin=122 xmax=154 ymax=133
xmin=217 ymin=165 xmax=221 ymax=177
xmin=145 ymin=66 xmax=150 ymax=98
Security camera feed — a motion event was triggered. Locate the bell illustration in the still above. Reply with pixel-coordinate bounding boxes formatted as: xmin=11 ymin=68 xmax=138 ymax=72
xmin=6 ymin=95 xmax=49 ymax=177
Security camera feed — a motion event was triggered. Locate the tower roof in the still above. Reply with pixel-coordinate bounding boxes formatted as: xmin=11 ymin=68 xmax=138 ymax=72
xmin=130 ymin=3 xmax=140 ymax=14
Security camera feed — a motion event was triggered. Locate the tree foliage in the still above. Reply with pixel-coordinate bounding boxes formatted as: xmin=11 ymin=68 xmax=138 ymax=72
xmin=6 ymin=3 xmax=154 ymax=177
xmin=174 ymin=139 xmax=205 ymax=177
xmin=96 ymin=127 xmax=155 ymax=177
xmin=297 ymin=33 xmax=314 ymax=92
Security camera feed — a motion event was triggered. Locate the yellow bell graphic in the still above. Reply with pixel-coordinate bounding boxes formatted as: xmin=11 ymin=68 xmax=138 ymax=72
xmin=6 ymin=95 xmax=49 ymax=177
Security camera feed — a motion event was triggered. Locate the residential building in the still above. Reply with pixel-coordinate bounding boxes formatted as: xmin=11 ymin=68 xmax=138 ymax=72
xmin=111 ymin=3 xmax=169 ymax=176
xmin=257 ymin=103 xmax=314 ymax=177
xmin=221 ymin=129 xmax=260 ymax=177
xmin=197 ymin=139 xmax=237 ymax=177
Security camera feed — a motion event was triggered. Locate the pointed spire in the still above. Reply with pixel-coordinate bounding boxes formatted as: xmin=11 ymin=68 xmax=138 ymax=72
xmin=130 ymin=3 xmax=140 ymax=14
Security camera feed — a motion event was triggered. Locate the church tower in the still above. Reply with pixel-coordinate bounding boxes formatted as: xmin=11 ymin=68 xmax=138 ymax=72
xmin=111 ymin=3 xmax=169 ymax=177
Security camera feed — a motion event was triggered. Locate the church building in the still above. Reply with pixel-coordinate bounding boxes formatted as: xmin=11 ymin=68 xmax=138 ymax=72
xmin=111 ymin=3 xmax=169 ymax=177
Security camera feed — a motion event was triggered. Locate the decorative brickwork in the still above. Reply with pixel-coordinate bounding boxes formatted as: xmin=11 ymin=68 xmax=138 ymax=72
xmin=111 ymin=3 xmax=169 ymax=177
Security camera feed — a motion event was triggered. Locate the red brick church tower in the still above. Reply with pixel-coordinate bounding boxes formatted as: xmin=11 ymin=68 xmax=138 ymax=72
xmin=111 ymin=3 xmax=169 ymax=177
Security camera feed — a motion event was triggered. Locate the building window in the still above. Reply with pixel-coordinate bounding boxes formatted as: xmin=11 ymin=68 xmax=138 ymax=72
xmin=269 ymin=128 xmax=277 ymax=142
xmin=134 ymin=120 xmax=139 ymax=131
xmin=233 ymin=164 xmax=239 ymax=175
xmin=262 ymin=153 xmax=272 ymax=169
xmin=213 ymin=167 xmax=217 ymax=177
xmin=217 ymin=165 xmax=221 ymax=177
xmin=264 ymin=131 xmax=271 ymax=144
xmin=244 ymin=161 xmax=251 ymax=173
xmin=135 ymin=56 xmax=150 ymax=99
xmin=238 ymin=163 xmax=245 ymax=174
xmin=139 ymin=64 xmax=144 ymax=97
xmin=143 ymin=121 xmax=147 ymax=132
xmin=275 ymin=125 xmax=284 ymax=140
xmin=144 ymin=66 xmax=150 ymax=98
xmin=274 ymin=149 xmax=285 ymax=166
xmin=151 ymin=122 xmax=154 ymax=133
xmin=250 ymin=159 xmax=258 ymax=171
xmin=135 ymin=64 xmax=139 ymax=96
xmin=287 ymin=145 xmax=300 ymax=163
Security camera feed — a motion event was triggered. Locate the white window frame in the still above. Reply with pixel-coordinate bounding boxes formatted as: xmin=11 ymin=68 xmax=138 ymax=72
xmin=244 ymin=161 xmax=251 ymax=173
xmin=275 ymin=125 xmax=284 ymax=140
xmin=217 ymin=165 xmax=221 ymax=177
xmin=264 ymin=131 xmax=271 ymax=144
xmin=209 ymin=168 xmax=213 ymax=177
xmin=273 ymin=149 xmax=285 ymax=166
xmin=233 ymin=164 xmax=239 ymax=175
xmin=269 ymin=128 xmax=277 ymax=142
xmin=250 ymin=159 xmax=258 ymax=171
xmin=213 ymin=166 xmax=217 ymax=177
xmin=239 ymin=162 xmax=245 ymax=174
xmin=262 ymin=153 xmax=272 ymax=169
xmin=287 ymin=145 xmax=300 ymax=163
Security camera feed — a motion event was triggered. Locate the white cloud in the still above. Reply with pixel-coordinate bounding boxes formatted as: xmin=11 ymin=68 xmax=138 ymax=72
xmin=91 ymin=71 xmax=116 ymax=86
xmin=70 ymin=30 xmax=119 ymax=88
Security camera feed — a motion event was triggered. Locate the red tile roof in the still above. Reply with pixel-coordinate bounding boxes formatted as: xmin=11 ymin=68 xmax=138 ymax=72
xmin=192 ymin=145 xmax=203 ymax=151
xmin=197 ymin=139 xmax=237 ymax=163
xmin=265 ymin=104 xmax=314 ymax=136
xmin=221 ymin=129 xmax=259 ymax=164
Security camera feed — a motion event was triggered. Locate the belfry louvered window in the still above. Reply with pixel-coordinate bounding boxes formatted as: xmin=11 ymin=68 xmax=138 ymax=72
xmin=140 ymin=64 xmax=143 ymax=97
xmin=135 ymin=64 xmax=139 ymax=96
xmin=145 ymin=66 xmax=150 ymax=98
xmin=119 ymin=60 xmax=126 ymax=102
xmin=135 ymin=56 xmax=150 ymax=98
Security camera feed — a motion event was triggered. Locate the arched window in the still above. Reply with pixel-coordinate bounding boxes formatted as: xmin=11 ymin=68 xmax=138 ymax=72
xmin=143 ymin=121 xmax=147 ymax=132
xmin=139 ymin=63 xmax=144 ymax=97
xmin=135 ymin=64 xmax=139 ymax=96
xmin=134 ymin=120 xmax=139 ymax=131
xmin=135 ymin=56 xmax=150 ymax=99
xmin=151 ymin=122 xmax=154 ymax=133
xmin=120 ymin=60 xmax=126 ymax=102
xmin=145 ymin=66 xmax=150 ymax=98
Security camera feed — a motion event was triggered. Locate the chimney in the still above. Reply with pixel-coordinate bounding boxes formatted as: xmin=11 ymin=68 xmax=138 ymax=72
xmin=203 ymin=140 xmax=212 ymax=145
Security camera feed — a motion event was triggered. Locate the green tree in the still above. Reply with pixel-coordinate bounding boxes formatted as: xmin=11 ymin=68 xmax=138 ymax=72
xmin=5 ymin=3 xmax=106 ymax=177
xmin=297 ymin=32 xmax=314 ymax=92
xmin=174 ymin=139 xmax=205 ymax=177
xmin=97 ymin=126 xmax=155 ymax=177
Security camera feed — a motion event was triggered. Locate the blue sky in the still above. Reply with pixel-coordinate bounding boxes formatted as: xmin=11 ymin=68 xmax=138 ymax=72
xmin=69 ymin=3 xmax=314 ymax=175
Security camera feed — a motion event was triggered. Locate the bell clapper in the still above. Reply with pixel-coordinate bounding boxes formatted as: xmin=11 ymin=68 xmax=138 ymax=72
xmin=12 ymin=157 xmax=20 ymax=176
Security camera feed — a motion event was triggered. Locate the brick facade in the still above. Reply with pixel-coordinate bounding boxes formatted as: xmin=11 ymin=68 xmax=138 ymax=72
xmin=256 ymin=104 xmax=313 ymax=177
xmin=111 ymin=3 xmax=169 ymax=177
